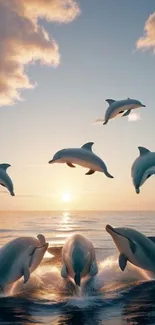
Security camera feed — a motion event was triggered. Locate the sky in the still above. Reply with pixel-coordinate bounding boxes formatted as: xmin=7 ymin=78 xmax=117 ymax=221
xmin=0 ymin=0 xmax=155 ymax=211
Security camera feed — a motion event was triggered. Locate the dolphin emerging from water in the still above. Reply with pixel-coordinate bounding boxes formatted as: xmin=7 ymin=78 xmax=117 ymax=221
xmin=60 ymin=234 xmax=98 ymax=286
xmin=131 ymin=146 xmax=155 ymax=194
xmin=49 ymin=142 xmax=114 ymax=178
xmin=106 ymin=224 xmax=155 ymax=273
xmin=0 ymin=164 xmax=15 ymax=196
xmin=103 ymin=98 xmax=145 ymax=125
xmin=0 ymin=234 xmax=48 ymax=290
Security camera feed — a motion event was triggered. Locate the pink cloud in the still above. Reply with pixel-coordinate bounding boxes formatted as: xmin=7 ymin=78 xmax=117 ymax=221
xmin=136 ymin=12 xmax=155 ymax=52
xmin=0 ymin=0 xmax=80 ymax=106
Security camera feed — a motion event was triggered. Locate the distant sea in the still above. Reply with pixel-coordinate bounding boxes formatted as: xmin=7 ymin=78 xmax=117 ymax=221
xmin=0 ymin=210 xmax=155 ymax=325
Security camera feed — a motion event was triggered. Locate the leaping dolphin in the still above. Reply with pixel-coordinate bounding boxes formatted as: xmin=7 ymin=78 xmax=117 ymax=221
xmin=106 ymin=224 xmax=155 ymax=273
xmin=52 ymin=234 xmax=98 ymax=286
xmin=49 ymin=142 xmax=114 ymax=178
xmin=131 ymin=146 xmax=155 ymax=194
xmin=103 ymin=98 xmax=145 ymax=125
xmin=0 ymin=164 xmax=15 ymax=196
xmin=0 ymin=234 xmax=48 ymax=289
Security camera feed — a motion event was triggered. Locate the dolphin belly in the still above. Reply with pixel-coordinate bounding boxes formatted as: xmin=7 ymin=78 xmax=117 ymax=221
xmin=67 ymin=158 xmax=103 ymax=172
xmin=61 ymin=234 xmax=97 ymax=286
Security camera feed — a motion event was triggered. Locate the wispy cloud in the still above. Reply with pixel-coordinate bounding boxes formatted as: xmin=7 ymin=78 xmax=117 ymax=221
xmin=0 ymin=0 xmax=80 ymax=106
xmin=136 ymin=12 xmax=155 ymax=53
xmin=128 ymin=112 xmax=141 ymax=122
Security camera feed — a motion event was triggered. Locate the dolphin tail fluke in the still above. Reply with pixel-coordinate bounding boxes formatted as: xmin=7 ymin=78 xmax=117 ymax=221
xmin=105 ymin=171 xmax=114 ymax=178
xmin=74 ymin=272 xmax=81 ymax=286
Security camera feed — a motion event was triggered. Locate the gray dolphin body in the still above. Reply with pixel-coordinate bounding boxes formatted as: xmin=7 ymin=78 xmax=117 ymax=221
xmin=103 ymin=98 xmax=145 ymax=125
xmin=0 ymin=235 xmax=48 ymax=289
xmin=49 ymin=142 xmax=114 ymax=178
xmin=61 ymin=234 xmax=98 ymax=286
xmin=0 ymin=164 xmax=15 ymax=196
xmin=131 ymin=146 xmax=155 ymax=194
xmin=106 ymin=224 xmax=155 ymax=273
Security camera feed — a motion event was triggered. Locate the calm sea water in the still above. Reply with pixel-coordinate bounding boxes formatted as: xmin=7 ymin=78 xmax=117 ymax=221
xmin=0 ymin=211 xmax=155 ymax=325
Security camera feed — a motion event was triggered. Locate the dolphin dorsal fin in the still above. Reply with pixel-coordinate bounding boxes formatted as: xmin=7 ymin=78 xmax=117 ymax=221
xmin=81 ymin=142 xmax=94 ymax=151
xmin=138 ymin=146 xmax=150 ymax=156
xmin=105 ymin=99 xmax=115 ymax=105
xmin=0 ymin=164 xmax=11 ymax=171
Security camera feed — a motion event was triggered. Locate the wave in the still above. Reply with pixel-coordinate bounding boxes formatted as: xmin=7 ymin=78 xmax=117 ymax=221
xmin=0 ymin=254 xmax=155 ymax=324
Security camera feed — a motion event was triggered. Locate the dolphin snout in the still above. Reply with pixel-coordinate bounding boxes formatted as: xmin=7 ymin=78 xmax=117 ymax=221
xmin=74 ymin=272 xmax=81 ymax=286
xmin=135 ymin=188 xmax=140 ymax=194
xmin=105 ymin=224 xmax=114 ymax=234
xmin=48 ymin=159 xmax=55 ymax=164
xmin=142 ymin=104 xmax=146 ymax=107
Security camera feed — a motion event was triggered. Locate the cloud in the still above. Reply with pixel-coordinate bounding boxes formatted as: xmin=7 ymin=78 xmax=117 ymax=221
xmin=0 ymin=0 xmax=80 ymax=106
xmin=128 ymin=112 xmax=141 ymax=122
xmin=136 ymin=12 xmax=155 ymax=53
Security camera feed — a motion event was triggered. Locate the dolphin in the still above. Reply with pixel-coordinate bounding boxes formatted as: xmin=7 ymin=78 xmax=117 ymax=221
xmin=106 ymin=224 xmax=155 ymax=273
xmin=131 ymin=146 xmax=155 ymax=194
xmin=48 ymin=142 xmax=114 ymax=178
xmin=59 ymin=234 xmax=98 ymax=286
xmin=103 ymin=98 xmax=145 ymax=125
xmin=0 ymin=164 xmax=15 ymax=196
xmin=0 ymin=234 xmax=48 ymax=289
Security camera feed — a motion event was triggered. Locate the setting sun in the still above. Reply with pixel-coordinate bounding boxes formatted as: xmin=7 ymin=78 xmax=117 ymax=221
xmin=62 ymin=192 xmax=71 ymax=202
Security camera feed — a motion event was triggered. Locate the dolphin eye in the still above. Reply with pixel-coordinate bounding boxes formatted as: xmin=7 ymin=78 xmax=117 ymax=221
xmin=147 ymin=174 xmax=151 ymax=179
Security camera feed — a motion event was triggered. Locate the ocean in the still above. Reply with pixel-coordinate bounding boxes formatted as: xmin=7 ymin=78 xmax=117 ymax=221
xmin=0 ymin=210 xmax=155 ymax=325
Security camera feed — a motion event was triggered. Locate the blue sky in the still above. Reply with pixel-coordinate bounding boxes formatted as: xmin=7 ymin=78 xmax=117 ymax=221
xmin=0 ymin=0 xmax=155 ymax=210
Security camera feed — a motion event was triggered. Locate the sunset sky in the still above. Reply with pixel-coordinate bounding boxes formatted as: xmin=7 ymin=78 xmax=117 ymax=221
xmin=0 ymin=0 xmax=155 ymax=211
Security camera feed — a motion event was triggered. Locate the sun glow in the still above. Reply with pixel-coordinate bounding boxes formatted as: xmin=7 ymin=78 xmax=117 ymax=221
xmin=62 ymin=192 xmax=71 ymax=202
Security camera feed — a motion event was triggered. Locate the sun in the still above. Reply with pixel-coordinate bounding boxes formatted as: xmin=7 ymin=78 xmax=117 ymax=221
xmin=62 ymin=192 xmax=71 ymax=202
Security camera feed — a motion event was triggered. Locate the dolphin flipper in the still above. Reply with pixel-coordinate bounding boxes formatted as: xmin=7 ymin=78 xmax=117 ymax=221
xmin=61 ymin=264 xmax=68 ymax=278
xmin=90 ymin=261 xmax=98 ymax=276
xmin=23 ymin=266 xmax=30 ymax=283
xmin=85 ymin=169 xmax=95 ymax=175
xmin=119 ymin=254 xmax=128 ymax=271
xmin=67 ymin=162 xmax=76 ymax=168
xmin=122 ymin=109 xmax=131 ymax=117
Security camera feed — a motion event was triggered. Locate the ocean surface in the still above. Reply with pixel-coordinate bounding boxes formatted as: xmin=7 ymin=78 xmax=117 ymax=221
xmin=0 ymin=211 xmax=155 ymax=325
